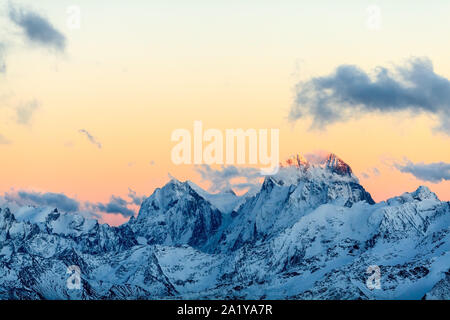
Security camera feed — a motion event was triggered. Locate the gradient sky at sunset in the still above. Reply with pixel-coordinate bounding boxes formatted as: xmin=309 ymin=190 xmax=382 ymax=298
xmin=1 ymin=0 xmax=449 ymax=225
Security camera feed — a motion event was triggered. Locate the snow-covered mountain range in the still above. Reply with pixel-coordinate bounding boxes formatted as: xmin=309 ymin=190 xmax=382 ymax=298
xmin=1 ymin=153 xmax=449 ymax=299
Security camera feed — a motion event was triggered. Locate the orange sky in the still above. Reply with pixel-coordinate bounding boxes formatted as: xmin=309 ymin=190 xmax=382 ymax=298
xmin=1 ymin=1 xmax=449 ymax=225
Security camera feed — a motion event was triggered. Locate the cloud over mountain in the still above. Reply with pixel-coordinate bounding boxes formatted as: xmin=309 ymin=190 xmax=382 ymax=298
xmin=289 ymin=58 xmax=450 ymax=134
xmin=195 ymin=165 xmax=262 ymax=193
xmin=91 ymin=196 xmax=136 ymax=217
xmin=128 ymin=188 xmax=145 ymax=206
xmin=1 ymin=188 xmax=140 ymax=219
xmin=5 ymin=190 xmax=80 ymax=212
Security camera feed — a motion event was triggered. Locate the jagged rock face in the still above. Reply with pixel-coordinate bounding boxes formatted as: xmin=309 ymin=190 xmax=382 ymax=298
xmin=281 ymin=154 xmax=309 ymax=169
xmin=0 ymin=154 xmax=449 ymax=300
xmin=129 ymin=180 xmax=222 ymax=250
xmin=324 ymin=153 xmax=353 ymax=176
xmin=0 ymin=208 xmax=176 ymax=300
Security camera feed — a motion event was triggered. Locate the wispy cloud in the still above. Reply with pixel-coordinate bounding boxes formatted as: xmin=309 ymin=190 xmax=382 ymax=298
xmin=16 ymin=99 xmax=40 ymax=125
xmin=361 ymin=172 xmax=370 ymax=179
xmin=0 ymin=43 xmax=6 ymax=73
xmin=373 ymin=168 xmax=380 ymax=176
xmin=394 ymin=160 xmax=450 ymax=183
xmin=289 ymin=58 xmax=450 ymax=135
xmin=64 ymin=141 xmax=74 ymax=148
xmin=195 ymin=165 xmax=262 ymax=193
xmin=360 ymin=167 xmax=381 ymax=179
xmin=303 ymin=150 xmax=331 ymax=164
xmin=9 ymin=6 xmax=66 ymax=51
xmin=79 ymin=129 xmax=102 ymax=149
xmin=0 ymin=133 xmax=11 ymax=145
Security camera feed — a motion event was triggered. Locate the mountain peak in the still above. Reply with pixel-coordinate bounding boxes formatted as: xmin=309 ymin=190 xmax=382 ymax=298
xmin=323 ymin=153 xmax=353 ymax=176
xmin=164 ymin=178 xmax=196 ymax=194
xmin=387 ymin=185 xmax=439 ymax=205
xmin=280 ymin=154 xmax=309 ymax=169
xmin=167 ymin=177 xmax=184 ymax=187
xmin=411 ymin=186 xmax=439 ymax=201
xmin=279 ymin=152 xmax=353 ymax=177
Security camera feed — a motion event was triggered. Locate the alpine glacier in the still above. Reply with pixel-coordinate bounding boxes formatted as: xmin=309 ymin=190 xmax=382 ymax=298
xmin=1 ymin=153 xmax=449 ymax=299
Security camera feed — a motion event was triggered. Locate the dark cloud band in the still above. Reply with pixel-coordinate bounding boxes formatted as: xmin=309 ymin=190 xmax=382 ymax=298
xmin=2 ymin=189 xmax=140 ymax=219
xmin=9 ymin=191 xmax=80 ymax=212
xmin=91 ymin=196 xmax=136 ymax=217
xmin=395 ymin=160 xmax=450 ymax=183
xmin=9 ymin=6 xmax=66 ymax=51
xmin=289 ymin=58 xmax=450 ymax=135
